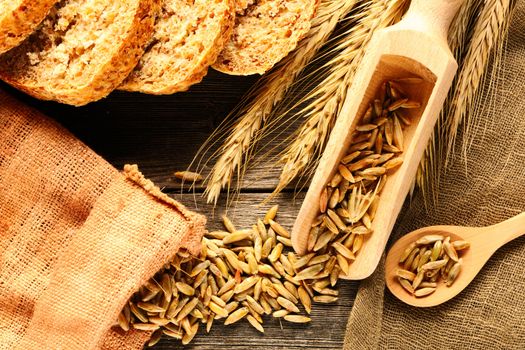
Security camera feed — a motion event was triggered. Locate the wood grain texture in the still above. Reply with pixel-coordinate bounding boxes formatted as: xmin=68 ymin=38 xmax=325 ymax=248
xmin=3 ymin=67 xmax=357 ymax=349
xmin=3 ymin=69 xmax=306 ymax=193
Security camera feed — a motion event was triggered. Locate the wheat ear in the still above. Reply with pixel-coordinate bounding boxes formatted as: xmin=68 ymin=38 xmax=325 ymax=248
xmin=414 ymin=0 xmax=515 ymax=204
xmin=444 ymin=0 xmax=515 ymax=164
xmin=201 ymin=0 xmax=359 ymax=205
xmin=415 ymin=0 xmax=482 ymax=204
xmin=274 ymin=0 xmax=410 ymax=195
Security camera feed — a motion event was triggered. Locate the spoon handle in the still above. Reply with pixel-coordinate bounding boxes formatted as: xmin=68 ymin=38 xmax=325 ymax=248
xmin=485 ymin=212 xmax=525 ymax=247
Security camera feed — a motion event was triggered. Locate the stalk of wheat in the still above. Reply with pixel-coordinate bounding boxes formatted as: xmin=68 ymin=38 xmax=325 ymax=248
xmin=273 ymin=0 xmax=410 ymax=196
xmin=415 ymin=0 xmax=482 ymax=205
xmin=199 ymin=0 xmax=360 ymax=205
xmin=444 ymin=0 xmax=515 ymax=161
xmin=196 ymin=0 xmax=515 ymax=207
xmin=416 ymin=0 xmax=516 ymax=203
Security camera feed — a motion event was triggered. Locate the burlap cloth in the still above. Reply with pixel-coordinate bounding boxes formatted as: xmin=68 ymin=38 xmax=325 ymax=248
xmin=344 ymin=1 xmax=525 ymax=349
xmin=0 ymin=90 xmax=206 ymax=350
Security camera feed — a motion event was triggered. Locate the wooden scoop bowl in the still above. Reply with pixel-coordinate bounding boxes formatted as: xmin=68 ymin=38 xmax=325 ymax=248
xmin=291 ymin=0 xmax=465 ymax=280
xmin=385 ymin=212 xmax=525 ymax=307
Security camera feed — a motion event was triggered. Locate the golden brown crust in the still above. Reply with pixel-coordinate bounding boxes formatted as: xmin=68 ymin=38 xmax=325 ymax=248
xmin=0 ymin=0 xmax=58 ymax=55
xmin=120 ymin=0 xmax=235 ymax=95
xmin=212 ymin=0 xmax=317 ymax=76
xmin=0 ymin=0 xmax=158 ymax=106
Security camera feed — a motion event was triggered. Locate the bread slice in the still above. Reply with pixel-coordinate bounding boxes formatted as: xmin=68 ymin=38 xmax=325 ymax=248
xmin=119 ymin=0 xmax=234 ymax=95
xmin=0 ymin=0 xmax=158 ymax=106
xmin=0 ymin=0 xmax=58 ymax=54
xmin=213 ymin=0 xmax=317 ymax=75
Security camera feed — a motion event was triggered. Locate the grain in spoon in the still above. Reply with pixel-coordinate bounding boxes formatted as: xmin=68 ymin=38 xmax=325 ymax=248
xmin=385 ymin=212 xmax=525 ymax=307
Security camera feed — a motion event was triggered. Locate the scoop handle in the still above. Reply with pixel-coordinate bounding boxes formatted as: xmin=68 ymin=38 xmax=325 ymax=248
xmin=394 ymin=0 xmax=465 ymax=45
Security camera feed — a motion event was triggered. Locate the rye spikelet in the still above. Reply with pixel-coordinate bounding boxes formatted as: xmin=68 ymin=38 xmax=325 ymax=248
xmin=415 ymin=0 xmax=516 ymax=203
xmin=445 ymin=0 xmax=515 ymax=161
xmin=274 ymin=0 xmax=410 ymax=195
xmin=415 ymin=0 xmax=482 ymax=204
xmin=200 ymin=0 xmax=360 ymax=204
xmin=447 ymin=0 xmax=484 ymax=60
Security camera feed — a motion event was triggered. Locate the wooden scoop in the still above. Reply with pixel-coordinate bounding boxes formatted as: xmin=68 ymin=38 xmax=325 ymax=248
xmin=291 ymin=0 xmax=464 ymax=280
xmin=385 ymin=212 xmax=525 ymax=307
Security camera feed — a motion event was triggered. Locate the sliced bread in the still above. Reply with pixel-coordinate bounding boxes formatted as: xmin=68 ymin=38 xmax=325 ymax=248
xmin=0 ymin=0 xmax=158 ymax=106
xmin=119 ymin=0 xmax=234 ymax=95
xmin=213 ymin=0 xmax=317 ymax=75
xmin=0 ymin=0 xmax=58 ymax=55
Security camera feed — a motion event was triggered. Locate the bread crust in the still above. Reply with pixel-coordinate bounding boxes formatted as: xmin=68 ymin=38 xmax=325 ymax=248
xmin=0 ymin=0 xmax=158 ymax=106
xmin=0 ymin=0 xmax=58 ymax=55
xmin=120 ymin=0 xmax=235 ymax=95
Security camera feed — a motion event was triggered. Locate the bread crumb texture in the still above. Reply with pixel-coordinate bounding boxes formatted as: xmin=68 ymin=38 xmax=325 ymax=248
xmin=234 ymin=0 xmax=256 ymax=15
xmin=0 ymin=0 xmax=156 ymax=106
xmin=120 ymin=0 xmax=234 ymax=94
xmin=213 ymin=0 xmax=317 ymax=75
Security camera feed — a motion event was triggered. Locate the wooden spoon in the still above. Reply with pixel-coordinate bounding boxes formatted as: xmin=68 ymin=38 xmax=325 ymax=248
xmin=385 ymin=212 xmax=525 ymax=307
xmin=291 ymin=0 xmax=464 ymax=280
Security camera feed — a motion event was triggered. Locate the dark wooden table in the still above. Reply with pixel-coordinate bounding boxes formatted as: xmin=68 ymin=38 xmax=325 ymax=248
xmin=9 ymin=69 xmax=359 ymax=349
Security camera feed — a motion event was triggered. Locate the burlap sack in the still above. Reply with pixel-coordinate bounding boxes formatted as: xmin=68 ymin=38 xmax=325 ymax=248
xmin=0 ymin=90 xmax=206 ymax=350
xmin=344 ymin=1 xmax=525 ymax=349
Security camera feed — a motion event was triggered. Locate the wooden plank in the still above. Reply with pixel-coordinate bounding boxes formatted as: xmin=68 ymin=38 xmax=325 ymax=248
xmin=12 ymin=70 xmax=258 ymax=184
xmin=149 ymin=193 xmax=358 ymax=350
xmin=3 ymin=69 xmax=310 ymax=194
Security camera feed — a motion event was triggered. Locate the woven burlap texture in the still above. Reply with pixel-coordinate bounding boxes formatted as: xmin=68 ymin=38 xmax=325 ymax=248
xmin=0 ymin=90 xmax=206 ymax=350
xmin=344 ymin=1 xmax=525 ymax=349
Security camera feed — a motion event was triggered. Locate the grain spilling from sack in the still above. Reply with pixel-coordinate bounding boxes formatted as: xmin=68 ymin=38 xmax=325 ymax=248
xmin=116 ymin=79 xmax=421 ymax=345
xmin=117 ymin=206 xmax=340 ymax=346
